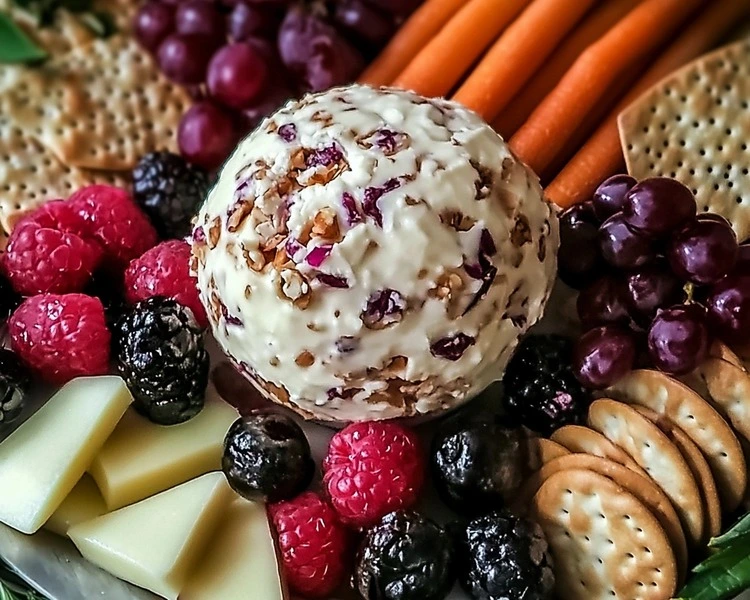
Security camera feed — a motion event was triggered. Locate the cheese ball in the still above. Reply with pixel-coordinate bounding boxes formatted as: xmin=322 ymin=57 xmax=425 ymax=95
xmin=192 ymin=85 xmax=558 ymax=422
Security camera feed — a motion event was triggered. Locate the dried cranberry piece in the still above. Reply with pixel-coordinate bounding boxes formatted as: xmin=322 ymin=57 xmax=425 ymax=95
xmin=430 ymin=333 xmax=475 ymax=360
xmin=464 ymin=260 xmax=497 ymax=315
xmin=480 ymin=228 xmax=497 ymax=256
xmin=306 ymin=245 xmax=333 ymax=267
xmin=306 ymin=144 xmax=343 ymax=168
xmin=221 ymin=303 xmax=244 ymax=328
xmin=192 ymin=226 xmax=206 ymax=243
xmin=277 ymin=123 xmax=297 ymax=142
xmin=341 ymin=192 xmax=363 ymax=226
xmin=361 ymin=288 xmax=405 ymax=330
xmin=373 ymin=129 xmax=403 ymax=155
xmin=317 ymin=273 xmax=349 ymax=288
xmin=362 ymin=178 xmax=401 ymax=227
xmin=335 ymin=336 xmax=359 ymax=353
xmin=285 ymin=237 xmax=304 ymax=259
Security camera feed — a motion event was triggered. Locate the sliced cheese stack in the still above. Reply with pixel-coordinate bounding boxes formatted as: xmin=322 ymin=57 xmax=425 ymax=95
xmin=182 ymin=498 xmax=285 ymax=600
xmin=45 ymin=475 xmax=106 ymax=536
xmin=90 ymin=385 xmax=238 ymax=510
xmin=69 ymin=472 xmax=233 ymax=600
xmin=0 ymin=376 xmax=132 ymax=534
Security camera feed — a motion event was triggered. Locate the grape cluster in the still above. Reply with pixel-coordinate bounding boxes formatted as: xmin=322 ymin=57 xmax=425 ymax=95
xmin=133 ymin=0 xmax=417 ymax=170
xmin=559 ymin=175 xmax=748 ymax=389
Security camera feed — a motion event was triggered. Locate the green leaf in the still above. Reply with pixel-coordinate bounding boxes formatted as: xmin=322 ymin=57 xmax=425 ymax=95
xmin=0 ymin=12 xmax=47 ymax=64
xmin=676 ymin=539 xmax=750 ymax=600
xmin=710 ymin=512 xmax=750 ymax=548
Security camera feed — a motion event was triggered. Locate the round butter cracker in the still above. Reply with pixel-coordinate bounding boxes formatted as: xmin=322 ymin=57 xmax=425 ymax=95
xmin=588 ymin=399 xmax=704 ymax=548
xmin=607 ymin=369 xmax=746 ymax=512
xmin=532 ymin=469 xmax=677 ymax=600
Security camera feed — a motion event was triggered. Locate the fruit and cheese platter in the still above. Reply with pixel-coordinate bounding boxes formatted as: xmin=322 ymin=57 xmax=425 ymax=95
xmin=1 ymin=0 xmax=750 ymax=599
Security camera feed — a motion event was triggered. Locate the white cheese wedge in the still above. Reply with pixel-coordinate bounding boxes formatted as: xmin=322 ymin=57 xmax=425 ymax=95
xmin=68 ymin=472 xmax=232 ymax=600
xmin=0 ymin=376 xmax=132 ymax=534
xmin=90 ymin=385 xmax=238 ymax=510
xmin=45 ymin=474 xmax=106 ymax=537
xmin=182 ymin=498 xmax=286 ymax=600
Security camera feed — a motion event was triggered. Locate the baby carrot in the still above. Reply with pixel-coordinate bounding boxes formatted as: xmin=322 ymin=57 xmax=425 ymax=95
xmin=392 ymin=0 xmax=531 ymax=98
xmin=546 ymin=0 xmax=749 ymax=208
xmin=358 ymin=0 xmax=467 ymax=87
xmin=452 ymin=0 xmax=599 ymax=122
xmin=509 ymin=0 xmax=707 ymax=175
xmin=493 ymin=0 xmax=642 ymax=138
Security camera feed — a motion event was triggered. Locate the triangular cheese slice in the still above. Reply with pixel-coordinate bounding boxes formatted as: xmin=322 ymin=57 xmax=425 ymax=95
xmin=90 ymin=384 xmax=238 ymax=510
xmin=68 ymin=472 xmax=232 ymax=600
xmin=182 ymin=498 xmax=286 ymax=600
xmin=45 ymin=474 xmax=106 ymax=537
xmin=0 ymin=376 xmax=132 ymax=533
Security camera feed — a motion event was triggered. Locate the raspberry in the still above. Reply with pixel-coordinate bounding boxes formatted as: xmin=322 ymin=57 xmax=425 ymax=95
xmin=124 ymin=240 xmax=207 ymax=327
xmin=9 ymin=294 xmax=111 ymax=384
xmin=323 ymin=422 xmax=425 ymax=528
xmin=3 ymin=213 xmax=103 ymax=296
xmin=269 ymin=492 xmax=349 ymax=597
xmin=68 ymin=185 xmax=158 ymax=268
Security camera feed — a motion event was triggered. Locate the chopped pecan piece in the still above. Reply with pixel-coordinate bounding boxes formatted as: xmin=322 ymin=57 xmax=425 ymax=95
xmin=439 ymin=210 xmax=476 ymax=232
xmin=311 ymin=207 xmax=342 ymax=242
xmin=208 ymin=216 xmax=221 ymax=249
xmin=227 ymin=200 xmax=254 ymax=232
xmin=511 ymin=215 xmax=532 ymax=247
xmin=279 ymin=269 xmax=311 ymax=309
xmin=242 ymin=243 xmax=266 ymax=271
xmin=295 ymin=351 xmax=315 ymax=367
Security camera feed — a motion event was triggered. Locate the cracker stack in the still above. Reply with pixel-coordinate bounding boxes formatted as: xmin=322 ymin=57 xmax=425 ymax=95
xmin=0 ymin=3 xmax=188 ymax=246
xmin=523 ymin=358 xmax=750 ymax=600
xmin=619 ymin=39 xmax=750 ymax=242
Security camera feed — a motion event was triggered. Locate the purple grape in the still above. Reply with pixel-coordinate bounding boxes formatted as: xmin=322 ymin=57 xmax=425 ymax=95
xmin=228 ymin=3 xmax=282 ymax=41
xmin=573 ymin=326 xmax=637 ymax=389
xmin=207 ymin=43 xmax=268 ymax=109
xmin=558 ymin=202 xmax=604 ymax=289
xmin=647 ymin=304 xmax=709 ymax=375
xmin=625 ymin=261 xmax=683 ymax=323
xmin=667 ymin=218 xmax=739 ymax=285
xmin=175 ymin=0 xmax=226 ymax=48
xmin=278 ymin=5 xmax=364 ymax=92
xmin=133 ymin=2 xmax=175 ymax=53
xmin=577 ymin=276 xmax=630 ymax=329
xmin=622 ymin=177 xmax=697 ymax=237
xmin=599 ymin=213 xmax=657 ymax=269
xmin=697 ymin=212 xmax=732 ymax=226
xmin=704 ymin=273 xmax=750 ymax=345
xmin=592 ymin=174 xmax=636 ymax=221
xmin=333 ymin=0 xmax=395 ymax=46
xmin=157 ymin=33 xmax=215 ymax=85
xmin=737 ymin=244 xmax=750 ymax=271
xmin=178 ymin=101 xmax=238 ymax=171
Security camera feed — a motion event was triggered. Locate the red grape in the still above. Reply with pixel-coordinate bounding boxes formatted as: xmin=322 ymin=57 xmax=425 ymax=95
xmin=599 ymin=213 xmax=656 ymax=269
xmin=697 ymin=212 xmax=732 ymax=225
xmin=667 ymin=218 xmax=738 ymax=285
xmin=207 ymin=43 xmax=268 ymax=109
xmin=334 ymin=0 xmax=395 ymax=46
xmin=622 ymin=177 xmax=696 ymax=237
xmin=558 ymin=202 xmax=604 ymax=289
xmin=278 ymin=5 xmax=364 ymax=92
xmin=625 ymin=261 xmax=683 ymax=323
xmin=592 ymin=174 xmax=636 ymax=221
xmin=577 ymin=276 xmax=630 ymax=329
xmin=704 ymin=273 xmax=750 ymax=345
xmin=157 ymin=33 xmax=215 ymax=85
xmin=133 ymin=2 xmax=175 ymax=53
xmin=228 ymin=3 xmax=282 ymax=41
xmin=573 ymin=326 xmax=637 ymax=389
xmin=175 ymin=0 xmax=226 ymax=48
xmin=178 ymin=101 xmax=238 ymax=171
xmin=647 ymin=304 xmax=709 ymax=375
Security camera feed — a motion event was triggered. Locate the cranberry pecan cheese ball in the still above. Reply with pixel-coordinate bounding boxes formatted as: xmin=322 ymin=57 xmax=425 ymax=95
xmin=192 ymin=85 xmax=558 ymax=422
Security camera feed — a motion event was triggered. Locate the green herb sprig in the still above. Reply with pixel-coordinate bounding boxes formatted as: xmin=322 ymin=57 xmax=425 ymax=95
xmin=0 ymin=12 xmax=47 ymax=64
xmin=676 ymin=512 xmax=750 ymax=600
xmin=0 ymin=561 xmax=46 ymax=600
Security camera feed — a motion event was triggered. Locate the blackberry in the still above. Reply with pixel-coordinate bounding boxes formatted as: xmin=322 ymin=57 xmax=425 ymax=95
xmin=354 ymin=511 xmax=456 ymax=600
xmin=0 ymin=349 xmax=31 ymax=426
xmin=455 ymin=511 xmax=554 ymax=600
xmin=132 ymin=151 xmax=210 ymax=239
xmin=115 ymin=296 xmax=208 ymax=425
xmin=222 ymin=412 xmax=314 ymax=503
xmin=431 ymin=416 xmax=527 ymax=516
xmin=502 ymin=334 xmax=591 ymax=435
xmin=0 ymin=273 xmax=20 ymax=321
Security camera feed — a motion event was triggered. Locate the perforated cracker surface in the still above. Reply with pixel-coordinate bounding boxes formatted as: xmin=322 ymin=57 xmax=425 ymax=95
xmin=619 ymin=40 xmax=750 ymax=241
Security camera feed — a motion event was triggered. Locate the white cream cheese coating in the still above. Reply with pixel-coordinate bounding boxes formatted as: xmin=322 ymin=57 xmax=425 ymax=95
xmin=192 ymin=85 xmax=558 ymax=422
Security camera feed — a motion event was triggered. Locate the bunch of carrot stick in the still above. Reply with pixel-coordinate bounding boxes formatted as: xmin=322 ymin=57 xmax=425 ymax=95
xmin=359 ymin=0 xmax=750 ymax=208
